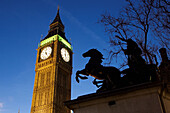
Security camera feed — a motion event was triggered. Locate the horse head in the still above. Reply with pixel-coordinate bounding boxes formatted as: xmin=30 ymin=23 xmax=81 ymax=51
xmin=82 ymin=49 xmax=104 ymax=59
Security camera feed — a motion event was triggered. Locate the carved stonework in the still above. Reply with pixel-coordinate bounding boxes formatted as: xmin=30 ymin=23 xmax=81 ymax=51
xmin=37 ymin=59 xmax=53 ymax=69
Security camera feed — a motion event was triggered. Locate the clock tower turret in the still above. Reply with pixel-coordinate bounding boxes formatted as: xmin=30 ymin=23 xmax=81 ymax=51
xmin=30 ymin=7 xmax=72 ymax=113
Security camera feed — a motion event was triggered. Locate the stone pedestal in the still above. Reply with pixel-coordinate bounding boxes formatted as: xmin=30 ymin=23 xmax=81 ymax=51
xmin=65 ymin=82 xmax=170 ymax=113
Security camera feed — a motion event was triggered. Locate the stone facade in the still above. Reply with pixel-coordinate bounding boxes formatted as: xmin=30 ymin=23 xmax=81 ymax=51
xmin=65 ymin=82 xmax=170 ymax=113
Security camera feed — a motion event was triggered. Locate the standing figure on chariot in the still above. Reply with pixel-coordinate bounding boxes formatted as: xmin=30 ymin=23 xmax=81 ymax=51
xmin=122 ymin=39 xmax=158 ymax=84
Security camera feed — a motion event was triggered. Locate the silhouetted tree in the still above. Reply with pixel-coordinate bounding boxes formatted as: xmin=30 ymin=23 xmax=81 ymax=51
xmin=100 ymin=0 xmax=169 ymax=66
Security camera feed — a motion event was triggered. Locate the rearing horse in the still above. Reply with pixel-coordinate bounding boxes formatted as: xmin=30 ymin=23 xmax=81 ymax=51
xmin=76 ymin=49 xmax=121 ymax=90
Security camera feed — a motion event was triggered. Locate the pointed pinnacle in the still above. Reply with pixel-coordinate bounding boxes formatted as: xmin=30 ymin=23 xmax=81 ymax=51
xmin=58 ymin=5 xmax=60 ymax=11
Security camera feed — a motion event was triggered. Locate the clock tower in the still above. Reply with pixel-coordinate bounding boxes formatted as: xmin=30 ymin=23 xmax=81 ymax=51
xmin=30 ymin=8 xmax=72 ymax=113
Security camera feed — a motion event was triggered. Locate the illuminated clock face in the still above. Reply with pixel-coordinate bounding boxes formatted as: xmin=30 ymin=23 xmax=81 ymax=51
xmin=61 ymin=48 xmax=70 ymax=62
xmin=40 ymin=46 xmax=52 ymax=60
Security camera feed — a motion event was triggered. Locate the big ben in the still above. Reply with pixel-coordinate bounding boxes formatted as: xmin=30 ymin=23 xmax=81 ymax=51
xmin=30 ymin=7 xmax=72 ymax=113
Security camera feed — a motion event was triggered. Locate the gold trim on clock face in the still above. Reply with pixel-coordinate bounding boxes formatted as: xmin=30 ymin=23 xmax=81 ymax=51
xmin=40 ymin=46 xmax=52 ymax=60
xmin=61 ymin=48 xmax=70 ymax=62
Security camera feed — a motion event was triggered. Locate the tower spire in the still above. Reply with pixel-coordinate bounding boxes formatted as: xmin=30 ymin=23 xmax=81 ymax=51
xmin=42 ymin=6 xmax=67 ymax=41
xmin=57 ymin=5 xmax=59 ymax=11
xmin=50 ymin=6 xmax=64 ymax=29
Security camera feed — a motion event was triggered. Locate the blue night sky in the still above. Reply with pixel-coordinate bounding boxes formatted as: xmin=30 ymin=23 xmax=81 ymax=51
xmin=0 ymin=0 xmax=126 ymax=112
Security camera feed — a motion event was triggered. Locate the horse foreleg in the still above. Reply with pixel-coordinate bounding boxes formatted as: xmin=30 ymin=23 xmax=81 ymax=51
xmin=76 ymin=69 xmax=89 ymax=83
xmin=93 ymin=79 xmax=103 ymax=88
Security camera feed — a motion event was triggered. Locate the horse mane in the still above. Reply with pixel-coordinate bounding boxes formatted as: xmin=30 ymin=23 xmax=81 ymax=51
xmin=89 ymin=49 xmax=104 ymax=59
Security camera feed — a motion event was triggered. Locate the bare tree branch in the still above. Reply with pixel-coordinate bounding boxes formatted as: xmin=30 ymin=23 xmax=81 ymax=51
xmin=100 ymin=0 xmax=169 ymax=66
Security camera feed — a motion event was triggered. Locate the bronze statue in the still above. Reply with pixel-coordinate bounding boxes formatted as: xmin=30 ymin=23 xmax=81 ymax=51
xmin=76 ymin=40 xmax=159 ymax=92
xmin=76 ymin=49 xmax=121 ymax=92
